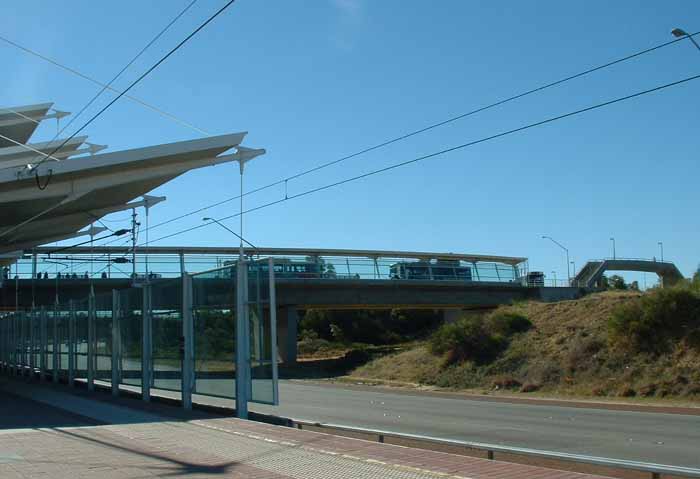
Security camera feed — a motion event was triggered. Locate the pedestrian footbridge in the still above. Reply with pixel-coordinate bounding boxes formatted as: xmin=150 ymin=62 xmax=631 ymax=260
xmin=573 ymin=258 xmax=684 ymax=288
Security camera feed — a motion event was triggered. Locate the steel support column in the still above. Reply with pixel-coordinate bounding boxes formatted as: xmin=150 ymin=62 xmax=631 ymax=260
xmin=268 ymin=257 xmax=279 ymax=405
xmin=87 ymin=293 xmax=95 ymax=391
xmin=111 ymin=290 xmax=121 ymax=396
xmin=53 ymin=304 xmax=60 ymax=383
xmin=235 ymin=257 xmax=249 ymax=419
xmin=142 ymin=284 xmax=152 ymax=402
xmin=29 ymin=309 xmax=35 ymax=375
xmin=40 ymin=307 xmax=47 ymax=381
xmin=181 ymin=273 xmax=194 ymax=410
xmin=68 ymin=301 xmax=75 ymax=386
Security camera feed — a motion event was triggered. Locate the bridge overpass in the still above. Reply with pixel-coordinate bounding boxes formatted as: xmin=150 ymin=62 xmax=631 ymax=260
xmin=0 ymin=245 xmax=590 ymax=362
xmin=574 ymin=258 xmax=684 ymax=288
xmin=1 ymin=274 xmax=585 ymax=363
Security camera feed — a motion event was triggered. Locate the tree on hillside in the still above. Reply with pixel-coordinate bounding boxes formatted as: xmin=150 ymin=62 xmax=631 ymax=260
xmin=608 ymin=275 xmax=628 ymax=290
xmin=694 ymin=265 xmax=700 ymax=285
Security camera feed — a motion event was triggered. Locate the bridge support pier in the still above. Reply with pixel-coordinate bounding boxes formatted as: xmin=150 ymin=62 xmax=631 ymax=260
xmin=277 ymin=307 xmax=298 ymax=364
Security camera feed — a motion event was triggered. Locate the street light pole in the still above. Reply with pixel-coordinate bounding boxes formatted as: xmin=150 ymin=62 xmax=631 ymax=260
xmin=541 ymin=236 xmax=570 ymax=283
xmin=202 ymin=217 xmax=257 ymax=250
xmin=202 ymin=146 xmax=264 ymax=420
xmin=658 ymin=241 xmax=664 ymax=262
xmin=610 ymin=237 xmax=616 ymax=259
xmin=672 ymin=28 xmax=700 ymax=52
xmin=233 ymin=154 xmax=259 ymax=420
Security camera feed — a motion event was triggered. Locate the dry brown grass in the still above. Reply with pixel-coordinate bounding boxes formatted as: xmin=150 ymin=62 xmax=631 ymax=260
xmin=353 ymin=346 xmax=443 ymax=384
xmin=351 ymin=291 xmax=700 ymax=401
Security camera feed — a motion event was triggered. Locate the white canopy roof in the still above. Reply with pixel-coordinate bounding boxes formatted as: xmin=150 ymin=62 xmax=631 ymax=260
xmin=0 ymin=102 xmax=265 ymax=257
xmin=0 ymin=102 xmax=53 ymax=147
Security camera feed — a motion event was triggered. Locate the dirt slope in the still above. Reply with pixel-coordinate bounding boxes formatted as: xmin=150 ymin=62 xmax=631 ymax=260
xmin=352 ymin=291 xmax=700 ymax=399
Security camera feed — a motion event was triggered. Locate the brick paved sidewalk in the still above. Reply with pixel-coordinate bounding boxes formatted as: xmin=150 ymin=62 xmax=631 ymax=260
xmin=0 ymin=379 xmax=613 ymax=479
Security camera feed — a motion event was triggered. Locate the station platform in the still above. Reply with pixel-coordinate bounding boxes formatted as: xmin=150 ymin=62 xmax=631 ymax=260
xmin=0 ymin=377 xmax=610 ymax=479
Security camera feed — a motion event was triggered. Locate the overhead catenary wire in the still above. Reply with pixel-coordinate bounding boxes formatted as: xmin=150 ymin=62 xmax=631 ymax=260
xmin=31 ymin=0 xmax=208 ymax=189
xmin=46 ymin=229 xmax=130 ymax=255
xmin=0 ymin=33 xmax=209 ymax=136
xmin=108 ymin=30 xmax=700 ymax=241
xmin=31 ymin=0 xmax=237 ymax=189
xmin=0 ymin=132 xmax=62 ymax=162
xmin=144 ymin=72 xmax=700 ymax=246
xmin=43 ymin=0 xmax=201 ymax=146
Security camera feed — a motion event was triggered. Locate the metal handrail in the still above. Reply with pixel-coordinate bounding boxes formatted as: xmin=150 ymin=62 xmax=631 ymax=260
xmin=291 ymin=420 xmax=700 ymax=478
xmin=28 ymin=245 xmax=528 ymax=265
xmin=588 ymin=257 xmax=675 ymax=264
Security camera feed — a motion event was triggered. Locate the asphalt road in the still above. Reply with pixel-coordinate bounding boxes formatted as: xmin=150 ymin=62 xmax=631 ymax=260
xmin=249 ymin=380 xmax=700 ymax=468
xmin=54 ymin=359 xmax=700 ymax=468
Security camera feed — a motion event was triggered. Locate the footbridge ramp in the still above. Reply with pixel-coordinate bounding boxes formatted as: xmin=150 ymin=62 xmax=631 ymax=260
xmin=574 ymin=259 xmax=684 ymax=288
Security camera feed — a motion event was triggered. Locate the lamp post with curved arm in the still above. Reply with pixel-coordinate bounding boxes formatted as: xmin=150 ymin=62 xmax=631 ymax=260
xmin=542 ymin=235 xmax=570 ymax=284
xmin=672 ymin=28 xmax=700 ymax=52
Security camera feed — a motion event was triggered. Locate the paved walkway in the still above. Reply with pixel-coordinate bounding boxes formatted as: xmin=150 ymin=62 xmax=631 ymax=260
xmin=0 ymin=378 xmax=612 ymax=479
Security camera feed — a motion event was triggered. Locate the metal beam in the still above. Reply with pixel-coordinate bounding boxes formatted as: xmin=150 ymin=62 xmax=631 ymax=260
xmin=142 ymin=283 xmax=151 ymax=402
xmin=87 ymin=292 xmax=95 ymax=391
xmin=111 ymin=289 xmax=120 ymax=396
xmin=181 ymin=273 xmax=194 ymax=410
xmin=30 ymin=245 xmax=528 ymax=266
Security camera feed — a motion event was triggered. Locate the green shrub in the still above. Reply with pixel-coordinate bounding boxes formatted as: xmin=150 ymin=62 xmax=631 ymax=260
xmin=487 ymin=311 xmax=532 ymax=336
xmin=428 ymin=316 xmax=505 ymax=365
xmin=608 ymin=285 xmax=700 ymax=353
xmin=608 ymin=275 xmax=628 ymax=290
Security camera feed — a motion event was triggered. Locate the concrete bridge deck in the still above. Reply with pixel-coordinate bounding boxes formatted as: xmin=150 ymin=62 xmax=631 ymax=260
xmin=2 ymin=277 xmax=583 ymax=310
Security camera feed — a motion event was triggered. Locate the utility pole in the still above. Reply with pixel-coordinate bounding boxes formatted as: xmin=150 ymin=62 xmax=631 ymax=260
xmin=139 ymin=196 xmax=165 ymax=280
xmin=131 ymin=209 xmax=138 ymax=279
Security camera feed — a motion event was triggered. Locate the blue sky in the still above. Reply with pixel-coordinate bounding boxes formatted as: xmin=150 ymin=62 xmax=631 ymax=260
xmin=2 ymin=1 xmax=699 ymax=284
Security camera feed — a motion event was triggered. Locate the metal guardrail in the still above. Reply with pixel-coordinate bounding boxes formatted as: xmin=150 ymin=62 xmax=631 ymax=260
xmin=290 ymin=420 xmax=700 ymax=479
xmin=590 ymin=258 xmax=675 ymax=264
xmin=4 ymin=251 xmax=529 ymax=286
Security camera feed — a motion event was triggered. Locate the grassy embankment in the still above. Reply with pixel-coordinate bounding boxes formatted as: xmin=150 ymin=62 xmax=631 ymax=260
xmin=343 ymin=287 xmax=700 ymax=401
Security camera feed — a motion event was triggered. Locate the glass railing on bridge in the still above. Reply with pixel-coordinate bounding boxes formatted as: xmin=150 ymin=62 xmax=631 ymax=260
xmin=6 ymin=249 xmax=529 ymax=286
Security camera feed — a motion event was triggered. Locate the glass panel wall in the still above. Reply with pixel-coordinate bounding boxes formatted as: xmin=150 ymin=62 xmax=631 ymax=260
xmin=120 ymin=288 xmax=142 ymax=387
xmin=0 ymin=258 xmax=277 ymax=407
xmin=95 ymin=293 xmax=113 ymax=382
xmin=57 ymin=304 xmax=70 ymax=375
xmin=74 ymin=299 xmax=89 ymax=380
xmin=151 ymin=278 xmax=183 ymax=392
xmin=249 ymin=259 xmax=277 ymax=405
xmin=192 ymin=266 xmax=236 ymax=398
